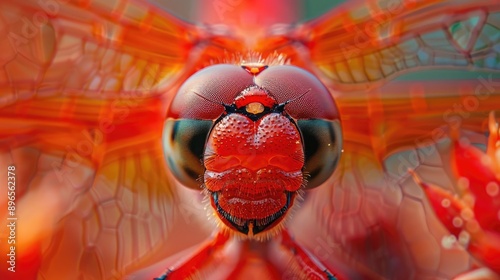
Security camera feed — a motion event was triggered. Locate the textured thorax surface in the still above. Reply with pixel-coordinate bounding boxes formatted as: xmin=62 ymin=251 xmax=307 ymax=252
xmin=204 ymin=113 xmax=304 ymax=173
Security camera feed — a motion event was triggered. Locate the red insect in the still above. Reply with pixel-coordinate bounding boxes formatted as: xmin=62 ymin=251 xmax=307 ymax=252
xmin=0 ymin=0 xmax=499 ymax=279
xmin=163 ymin=64 xmax=342 ymax=278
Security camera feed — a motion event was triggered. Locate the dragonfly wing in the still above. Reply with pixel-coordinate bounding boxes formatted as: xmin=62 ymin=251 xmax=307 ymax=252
xmin=289 ymin=132 xmax=483 ymax=279
xmin=257 ymin=0 xmax=500 ymax=278
xmin=258 ymin=0 xmax=500 ymax=92
xmin=257 ymin=0 xmax=500 ymax=162
xmin=289 ymin=79 xmax=499 ymax=278
xmin=0 ymin=0 xmax=238 ymax=278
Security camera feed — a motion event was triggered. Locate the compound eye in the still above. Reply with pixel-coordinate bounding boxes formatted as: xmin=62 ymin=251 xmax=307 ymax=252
xmin=254 ymin=65 xmax=339 ymax=120
xmin=163 ymin=119 xmax=212 ymax=189
xmin=298 ymin=119 xmax=343 ymax=189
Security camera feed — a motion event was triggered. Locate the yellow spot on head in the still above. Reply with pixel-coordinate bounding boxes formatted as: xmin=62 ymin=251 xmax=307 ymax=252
xmin=250 ymin=68 xmax=260 ymax=74
xmin=246 ymin=102 xmax=264 ymax=114
xmin=241 ymin=64 xmax=269 ymax=76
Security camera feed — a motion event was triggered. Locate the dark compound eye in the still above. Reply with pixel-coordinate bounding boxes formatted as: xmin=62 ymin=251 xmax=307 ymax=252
xmin=297 ymin=119 xmax=343 ymax=189
xmin=163 ymin=119 xmax=213 ymax=189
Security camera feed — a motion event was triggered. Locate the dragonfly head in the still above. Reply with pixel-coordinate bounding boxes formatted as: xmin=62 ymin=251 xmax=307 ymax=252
xmin=163 ymin=64 xmax=342 ymax=238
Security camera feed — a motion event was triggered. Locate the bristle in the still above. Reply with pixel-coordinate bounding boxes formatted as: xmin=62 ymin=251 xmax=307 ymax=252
xmin=204 ymin=51 xmax=289 ymax=68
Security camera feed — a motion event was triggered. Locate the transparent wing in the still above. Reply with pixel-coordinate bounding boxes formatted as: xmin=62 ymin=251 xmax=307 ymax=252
xmin=260 ymin=0 xmax=500 ymax=166
xmin=290 ymin=79 xmax=500 ymax=278
xmin=0 ymin=0 xmax=238 ymax=278
xmin=257 ymin=0 xmax=500 ymax=278
xmin=259 ymin=0 xmax=500 ymax=92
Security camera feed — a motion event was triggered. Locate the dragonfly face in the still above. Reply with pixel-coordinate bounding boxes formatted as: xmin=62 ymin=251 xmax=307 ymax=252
xmin=2 ymin=0 xmax=500 ymax=278
xmin=163 ymin=63 xmax=343 ymax=237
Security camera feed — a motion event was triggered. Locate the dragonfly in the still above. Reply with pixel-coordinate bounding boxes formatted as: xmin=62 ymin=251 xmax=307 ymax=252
xmin=0 ymin=0 xmax=499 ymax=279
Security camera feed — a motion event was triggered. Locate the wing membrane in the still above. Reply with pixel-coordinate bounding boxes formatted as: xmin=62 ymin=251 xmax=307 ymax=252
xmin=0 ymin=0 xmax=234 ymax=278
xmin=269 ymin=0 xmax=500 ymax=278
xmin=0 ymin=0 xmax=198 ymax=102
xmin=259 ymin=0 xmax=500 ymax=92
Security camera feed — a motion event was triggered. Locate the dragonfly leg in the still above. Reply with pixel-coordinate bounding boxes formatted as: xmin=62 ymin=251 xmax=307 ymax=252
xmin=280 ymin=230 xmax=340 ymax=280
xmin=154 ymin=231 xmax=230 ymax=280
